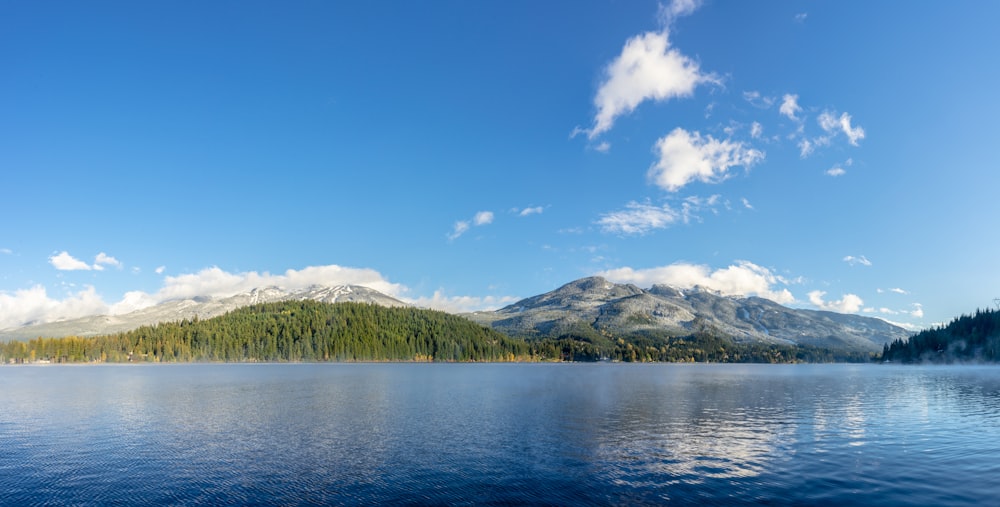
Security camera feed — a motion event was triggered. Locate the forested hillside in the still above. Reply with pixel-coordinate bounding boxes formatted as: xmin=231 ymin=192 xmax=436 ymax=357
xmin=0 ymin=301 xmax=534 ymax=363
xmin=1 ymin=300 xmax=879 ymax=364
xmin=881 ymin=308 xmax=1000 ymax=363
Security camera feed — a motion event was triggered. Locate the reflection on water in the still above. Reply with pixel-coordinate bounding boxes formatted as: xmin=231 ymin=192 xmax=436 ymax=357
xmin=1 ymin=363 xmax=1000 ymax=505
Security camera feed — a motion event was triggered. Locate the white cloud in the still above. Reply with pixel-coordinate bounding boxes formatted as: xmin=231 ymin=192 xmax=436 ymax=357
xmin=0 ymin=285 xmax=109 ymax=330
xmin=49 ymin=251 xmax=92 ymax=271
xmin=795 ymin=13 xmax=808 ymax=22
xmin=910 ymin=303 xmax=924 ymax=319
xmin=843 ymin=255 xmax=872 ymax=267
xmin=584 ymin=28 xmax=716 ymax=139
xmin=818 ymin=110 xmax=865 ymax=145
xmin=840 ymin=113 xmax=866 ymax=145
xmin=594 ymin=141 xmax=611 ymax=153
xmin=808 ymin=290 xmax=864 ymax=313
xmin=94 ymin=252 xmax=122 ymax=270
xmin=826 ymin=158 xmax=854 ymax=177
xmin=155 ymin=266 xmax=166 ymax=275
xmin=0 ymin=248 xmax=12 ymax=255
xmin=408 ymin=290 xmax=520 ymax=313
xmin=648 ymin=128 xmax=764 ymax=192
xmin=516 ymin=206 xmax=544 ymax=217
xmin=890 ymin=287 xmax=909 ymax=295
xmin=750 ymin=121 xmax=763 ymax=139
xmin=741 ymin=197 xmax=754 ymax=210
xmin=473 ymin=211 xmax=494 ymax=226
xmin=779 ymin=94 xmax=802 ymax=121
xmin=597 ymin=202 xmax=679 ymax=235
xmin=598 ymin=260 xmax=795 ymax=304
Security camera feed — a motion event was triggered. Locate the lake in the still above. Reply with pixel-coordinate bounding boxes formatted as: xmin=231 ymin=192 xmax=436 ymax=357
xmin=1 ymin=363 xmax=998 ymax=506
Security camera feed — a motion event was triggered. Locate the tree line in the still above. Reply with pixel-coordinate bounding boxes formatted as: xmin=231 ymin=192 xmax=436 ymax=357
xmin=1 ymin=300 xmax=879 ymax=364
xmin=0 ymin=301 xmax=535 ymax=363
xmin=880 ymin=307 xmax=1000 ymax=363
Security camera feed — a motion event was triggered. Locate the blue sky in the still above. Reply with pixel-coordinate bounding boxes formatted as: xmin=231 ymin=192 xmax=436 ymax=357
xmin=3 ymin=0 xmax=999 ymax=331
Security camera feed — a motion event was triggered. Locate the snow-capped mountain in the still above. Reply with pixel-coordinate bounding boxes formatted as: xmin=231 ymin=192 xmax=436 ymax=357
xmin=466 ymin=276 xmax=908 ymax=352
xmin=0 ymin=285 xmax=407 ymax=340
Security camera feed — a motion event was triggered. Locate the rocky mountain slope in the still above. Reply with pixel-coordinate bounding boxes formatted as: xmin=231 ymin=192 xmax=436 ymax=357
xmin=466 ymin=277 xmax=908 ymax=352
xmin=0 ymin=285 xmax=407 ymax=340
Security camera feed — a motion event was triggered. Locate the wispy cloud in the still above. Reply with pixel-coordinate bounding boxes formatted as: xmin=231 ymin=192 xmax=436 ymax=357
xmin=843 ymin=255 xmax=872 ymax=267
xmin=598 ymin=260 xmax=795 ymax=304
xmin=597 ymin=201 xmax=679 ymax=235
xmin=743 ymin=91 xmax=774 ymax=109
xmin=514 ymin=206 xmax=544 ymax=217
xmin=598 ymin=195 xmax=729 ymax=236
xmin=408 ymin=290 xmax=519 ymax=313
xmin=0 ymin=248 xmax=12 ymax=255
xmin=448 ymin=211 xmax=494 ymax=240
xmin=818 ymin=110 xmax=865 ymax=145
xmin=93 ymin=252 xmax=122 ymax=271
xmin=448 ymin=221 xmax=471 ymax=241
xmin=648 ymin=127 xmax=764 ymax=192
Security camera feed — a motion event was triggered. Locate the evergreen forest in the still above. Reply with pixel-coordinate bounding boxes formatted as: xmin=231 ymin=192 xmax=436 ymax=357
xmin=880 ymin=308 xmax=1000 ymax=363
xmin=1 ymin=301 xmax=877 ymax=364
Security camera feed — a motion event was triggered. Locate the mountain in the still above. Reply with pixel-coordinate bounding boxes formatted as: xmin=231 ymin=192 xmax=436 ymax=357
xmin=0 ymin=285 xmax=407 ymax=341
xmin=466 ymin=277 xmax=908 ymax=352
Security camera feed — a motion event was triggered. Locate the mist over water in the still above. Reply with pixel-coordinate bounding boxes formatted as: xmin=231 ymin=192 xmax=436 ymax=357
xmin=1 ymin=363 xmax=998 ymax=506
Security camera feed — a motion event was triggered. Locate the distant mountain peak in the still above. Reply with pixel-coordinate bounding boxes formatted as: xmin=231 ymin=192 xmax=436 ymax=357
xmin=470 ymin=276 xmax=908 ymax=352
xmin=0 ymin=284 xmax=408 ymax=341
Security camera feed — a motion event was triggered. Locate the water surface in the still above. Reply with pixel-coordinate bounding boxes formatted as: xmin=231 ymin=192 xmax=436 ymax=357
xmin=1 ymin=363 xmax=998 ymax=505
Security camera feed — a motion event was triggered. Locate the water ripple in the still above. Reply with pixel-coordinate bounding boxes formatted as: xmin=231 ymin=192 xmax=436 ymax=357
xmin=1 ymin=363 xmax=999 ymax=506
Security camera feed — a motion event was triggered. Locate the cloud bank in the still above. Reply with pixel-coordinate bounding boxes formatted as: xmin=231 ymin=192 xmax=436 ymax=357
xmin=0 ymin=264 xmax=517 ymax=330
xmin=808 ymin=290 xmax=864 ymax=313
xmin=597 ymin=260 xmax=795 ymax=303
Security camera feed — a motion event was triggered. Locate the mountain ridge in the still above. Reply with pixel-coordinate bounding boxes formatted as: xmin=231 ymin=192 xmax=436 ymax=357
xmin=466 ymin=276 xmax=907 ymax=352
xmin=2 ymin=277 xmax=909 ymax=352
xmin=0 ymin=285 xmax=407 ymax=341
